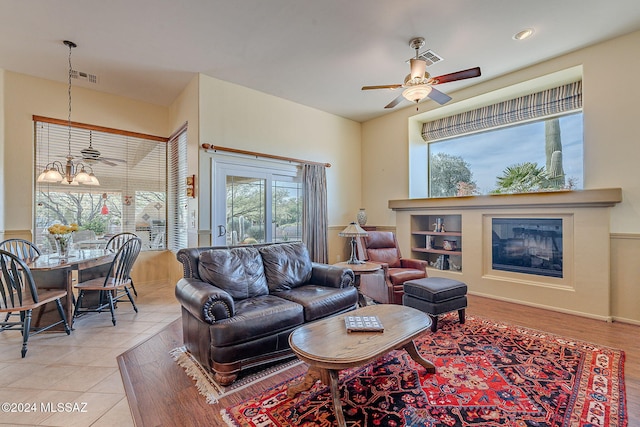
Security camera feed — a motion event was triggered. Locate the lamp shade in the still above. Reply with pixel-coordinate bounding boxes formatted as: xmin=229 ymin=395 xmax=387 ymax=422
xmin=339 ymin=222 xmax=368 ymax=237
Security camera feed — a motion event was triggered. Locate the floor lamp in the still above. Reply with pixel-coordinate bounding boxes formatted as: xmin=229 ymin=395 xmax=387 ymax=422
xmin=339 ymin=222 xmax=368 ymax=264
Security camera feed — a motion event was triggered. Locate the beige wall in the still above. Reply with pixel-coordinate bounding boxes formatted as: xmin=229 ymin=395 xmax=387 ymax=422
xmin=196 ymin=74 xmax=362 ymax=246
xmin=361 ymin=30 xmax=640 ymax=323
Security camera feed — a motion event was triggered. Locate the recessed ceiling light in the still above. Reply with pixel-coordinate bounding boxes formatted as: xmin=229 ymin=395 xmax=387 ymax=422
xmin=513 ymin=28 xmax=535 ymax=40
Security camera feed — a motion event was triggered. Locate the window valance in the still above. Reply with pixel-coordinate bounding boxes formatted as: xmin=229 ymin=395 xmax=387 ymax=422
xmin=421 ymin=80 xmax=582 ymax=142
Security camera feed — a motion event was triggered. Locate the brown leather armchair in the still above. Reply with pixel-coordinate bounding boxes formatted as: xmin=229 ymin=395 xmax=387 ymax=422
xmin=358 ymin=231 xmax=428 ymax=304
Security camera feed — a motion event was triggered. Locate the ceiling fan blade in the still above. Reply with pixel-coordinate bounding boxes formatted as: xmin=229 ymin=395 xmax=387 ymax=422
xmin=98 ymin=158 xmax=118 ymax=167
xmin=430 ymin=67 xmax=481 ymax=85
xmin=101 ymin=156 xmax=126 ymax=163
xmin=427 ymin=87 xmax=452 ymax=105
xmin=362 ymin=84 xmax=402 ymax=90
xmin=384 ymin=94 xmax=405 ymax=109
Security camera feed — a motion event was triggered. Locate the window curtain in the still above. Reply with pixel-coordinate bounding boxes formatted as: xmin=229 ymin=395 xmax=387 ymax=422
xmin=422 ymin=81 xmax=582 ymax=141
xmin=302 ymin=164 xmax=328 ymax=263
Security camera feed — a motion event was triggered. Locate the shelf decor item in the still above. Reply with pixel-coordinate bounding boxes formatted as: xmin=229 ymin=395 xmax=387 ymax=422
xmin=433 ymin=218 xmax=445 ymax=232
xmin=426 ymin=236 xmax=435 ymax=249
xmin=356 ymin=208 xmax=367 ymax=226
xmin=443 ymin=239 xmax=457 ymax=251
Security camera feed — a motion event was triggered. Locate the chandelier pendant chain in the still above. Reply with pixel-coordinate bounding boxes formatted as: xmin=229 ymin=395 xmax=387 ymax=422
xmin=36 ymin=40 xmax=99 ymax=186
xmin=65 ymin=40 xmax=76 ymax=159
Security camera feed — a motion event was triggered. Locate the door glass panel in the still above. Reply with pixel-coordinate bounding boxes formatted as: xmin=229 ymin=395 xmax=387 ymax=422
xmin=226 ymin=176 xmax=266 ymax=245
xmin=272 ymin=180 xmax=302 ymax=242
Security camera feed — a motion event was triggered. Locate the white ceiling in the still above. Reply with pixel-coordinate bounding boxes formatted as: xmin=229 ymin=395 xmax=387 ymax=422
xmin=1 ymin=0 xmax=640 ymax=123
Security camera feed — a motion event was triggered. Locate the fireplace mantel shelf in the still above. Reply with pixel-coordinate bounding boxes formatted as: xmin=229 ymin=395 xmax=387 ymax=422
xmin=389 ymin=188 xmax=622 ymax=211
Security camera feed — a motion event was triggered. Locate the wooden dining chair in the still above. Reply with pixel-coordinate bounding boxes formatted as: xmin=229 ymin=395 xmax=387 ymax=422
xmin=73 ymin=237 xmax=141 ymax=326
xmin=0 ymin=239 xmax=42 ymax=322
xmin=0 ymin=239 xmax=41 ymax=262
xmin=105 ymin=232 xmax=139 ymax=296
xmin=0 ymin=250 xmax=71 ymax=357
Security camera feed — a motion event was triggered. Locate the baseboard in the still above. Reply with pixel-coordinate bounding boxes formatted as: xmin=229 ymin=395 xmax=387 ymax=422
xmin=467 ymin=291 xmax=613 ymax=322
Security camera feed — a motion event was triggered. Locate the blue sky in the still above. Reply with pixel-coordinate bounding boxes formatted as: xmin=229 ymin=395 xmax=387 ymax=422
xmin=430 ymin=114 xmax=583 ymax=194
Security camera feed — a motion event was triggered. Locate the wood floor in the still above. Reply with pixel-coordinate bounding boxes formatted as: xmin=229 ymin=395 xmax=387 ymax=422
xmin=118 ymin=294 xmax=640 ymax=426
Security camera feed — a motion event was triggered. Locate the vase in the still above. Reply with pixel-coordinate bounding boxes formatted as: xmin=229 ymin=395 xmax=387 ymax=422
xmin=54 ymin=234 xmax=73 ymax=259
xmin=356 ymin=208 xmax=367 ymax=227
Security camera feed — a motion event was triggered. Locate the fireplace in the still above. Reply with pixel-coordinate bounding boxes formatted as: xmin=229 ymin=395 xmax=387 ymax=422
xmin=492 ymin=218 xmax=563 ymax=278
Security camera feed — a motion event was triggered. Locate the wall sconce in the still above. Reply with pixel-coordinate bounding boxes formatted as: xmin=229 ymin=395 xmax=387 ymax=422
xmin=186 ymin=175 xmax=196 ymax=198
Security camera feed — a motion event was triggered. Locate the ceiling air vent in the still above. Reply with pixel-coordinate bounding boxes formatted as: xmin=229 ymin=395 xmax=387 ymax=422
xmin=406 ymin=49 xmax=444 ymax=67
xmin=71 ymin=69 xmax=99 ymax=84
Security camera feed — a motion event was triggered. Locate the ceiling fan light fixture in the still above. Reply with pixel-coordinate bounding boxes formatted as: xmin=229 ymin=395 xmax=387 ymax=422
xmin=409 ymin=58 xmax=427 ymax=80
xmin=403 ymin=84 xmax=432 ymax=103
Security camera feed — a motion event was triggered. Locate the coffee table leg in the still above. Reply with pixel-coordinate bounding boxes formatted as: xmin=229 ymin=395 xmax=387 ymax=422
xmin=329 ymin=369 xmax=346 ymax=427
xmin=404 ymin=340 xmax=436 ymax=374
xmin=287 ymin=366 xmax=322 ymax=398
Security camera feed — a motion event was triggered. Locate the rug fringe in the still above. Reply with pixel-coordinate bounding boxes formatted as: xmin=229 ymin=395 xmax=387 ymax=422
xmin=220 ymin=409 xmax=238 ymax=427
xmin=170 ymin=346 xmax=304 ymax=405
xmin=170 ymin=346 xmax=221 ymax=403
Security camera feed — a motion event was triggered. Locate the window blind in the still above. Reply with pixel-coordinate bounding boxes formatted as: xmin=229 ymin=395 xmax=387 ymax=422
xmin=34 ymin=118 xmax=167 ymax=251
xmin=421 ymin=81 xmax=582 ymax=142
xmin=167 ymin=123 xmax=188 ymax=252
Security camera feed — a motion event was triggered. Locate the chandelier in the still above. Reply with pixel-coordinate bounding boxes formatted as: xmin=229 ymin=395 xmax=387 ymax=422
xmin=37 ymin=40 xmax=99 ymax=186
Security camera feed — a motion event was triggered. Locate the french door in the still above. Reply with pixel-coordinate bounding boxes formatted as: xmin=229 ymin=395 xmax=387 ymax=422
xmin=212 ymin=157 xmax=301 ymax=246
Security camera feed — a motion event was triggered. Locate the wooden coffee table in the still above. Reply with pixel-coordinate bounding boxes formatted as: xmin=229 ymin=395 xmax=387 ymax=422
xmin=287 ymin=304 xmax=435 ymax=427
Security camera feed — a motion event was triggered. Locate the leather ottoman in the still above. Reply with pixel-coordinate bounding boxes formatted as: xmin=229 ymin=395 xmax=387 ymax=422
xmin=402 ymin=277 xmax=467 ymax=332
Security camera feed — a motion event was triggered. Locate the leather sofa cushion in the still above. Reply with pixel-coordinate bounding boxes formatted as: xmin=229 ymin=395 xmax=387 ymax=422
xmin=209 ymin=294 xmax=304 ymax=347
xmin=198 ymin=247 xmax=268 ymax=300
xmin=259 ymin=242 xmax=313 ymax=292
xmin=387 ymin=268 xmax=426 ymax=285
xmin=274 ymin=285 xmax=359 ymax=322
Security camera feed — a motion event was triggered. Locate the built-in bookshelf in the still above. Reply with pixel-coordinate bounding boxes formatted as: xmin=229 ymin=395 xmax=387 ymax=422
xmin=411 ymin=214 xmax=462 ymax=272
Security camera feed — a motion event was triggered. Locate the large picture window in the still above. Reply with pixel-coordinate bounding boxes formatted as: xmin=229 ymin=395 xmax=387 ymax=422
xmin=34 ymin=117 xmax=168 ymax=252
xmin=423 ymin=81 xmax=583 ymax=197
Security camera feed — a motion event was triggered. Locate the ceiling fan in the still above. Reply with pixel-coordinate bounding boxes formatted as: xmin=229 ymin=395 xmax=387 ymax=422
xmin=79 ymin=131 xmax=126 ymax=167
xmin=362 ymin=37 xmax=481 ymax=109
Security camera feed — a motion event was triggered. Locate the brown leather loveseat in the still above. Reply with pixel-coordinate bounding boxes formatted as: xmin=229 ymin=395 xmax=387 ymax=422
xmin=175 ymin=241 xmax=358 ymax=385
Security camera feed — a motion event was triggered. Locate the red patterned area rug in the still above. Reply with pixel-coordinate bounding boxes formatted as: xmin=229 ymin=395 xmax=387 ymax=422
xmin=221 ymin=314 xmax=627 ymax=427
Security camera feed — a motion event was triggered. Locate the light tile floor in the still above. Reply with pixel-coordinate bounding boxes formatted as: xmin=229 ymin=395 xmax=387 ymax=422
xmin=0 ymin=280 xmax=180 ymax=426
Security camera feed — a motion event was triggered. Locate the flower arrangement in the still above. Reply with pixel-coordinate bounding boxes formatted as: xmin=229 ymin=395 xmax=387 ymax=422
xmin=48 ymin=223 xmax=78 ymax=258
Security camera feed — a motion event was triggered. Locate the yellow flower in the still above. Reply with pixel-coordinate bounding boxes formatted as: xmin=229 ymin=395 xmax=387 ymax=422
xmin=48 ymin=223 xmax=76 ymax=235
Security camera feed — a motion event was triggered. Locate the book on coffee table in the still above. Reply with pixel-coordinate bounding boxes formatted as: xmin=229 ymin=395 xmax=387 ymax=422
xmin=344 ymin=315 xmax=384 ymax=332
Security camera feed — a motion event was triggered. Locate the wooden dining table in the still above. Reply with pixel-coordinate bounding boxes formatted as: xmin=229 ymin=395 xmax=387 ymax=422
xmin=26 ymin=248 xmax=115 ymax=329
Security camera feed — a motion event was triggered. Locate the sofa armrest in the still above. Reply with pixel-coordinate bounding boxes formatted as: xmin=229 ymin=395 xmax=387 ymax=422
xmin=309 ymin=263 xmax=355 ymax=289
xmin=400 ymin=258 xmax=429 ymax=271
xmin=175 ymin=278 xmax=235 ymax=324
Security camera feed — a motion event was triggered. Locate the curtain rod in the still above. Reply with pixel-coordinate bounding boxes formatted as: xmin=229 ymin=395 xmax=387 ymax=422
xmin=202 ymin=144 xmax=331 ymax=168
xmin=33 ymin=115 xmax=169 ymax=143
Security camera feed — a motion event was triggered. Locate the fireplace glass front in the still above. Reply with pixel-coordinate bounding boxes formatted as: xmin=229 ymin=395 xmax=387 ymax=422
xmin=492 ymin=218 xmax=563 ymax=278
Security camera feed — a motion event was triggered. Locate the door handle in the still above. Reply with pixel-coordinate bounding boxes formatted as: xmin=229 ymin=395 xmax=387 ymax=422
xmin=217 ymin=225 xmax=226 ymax=237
